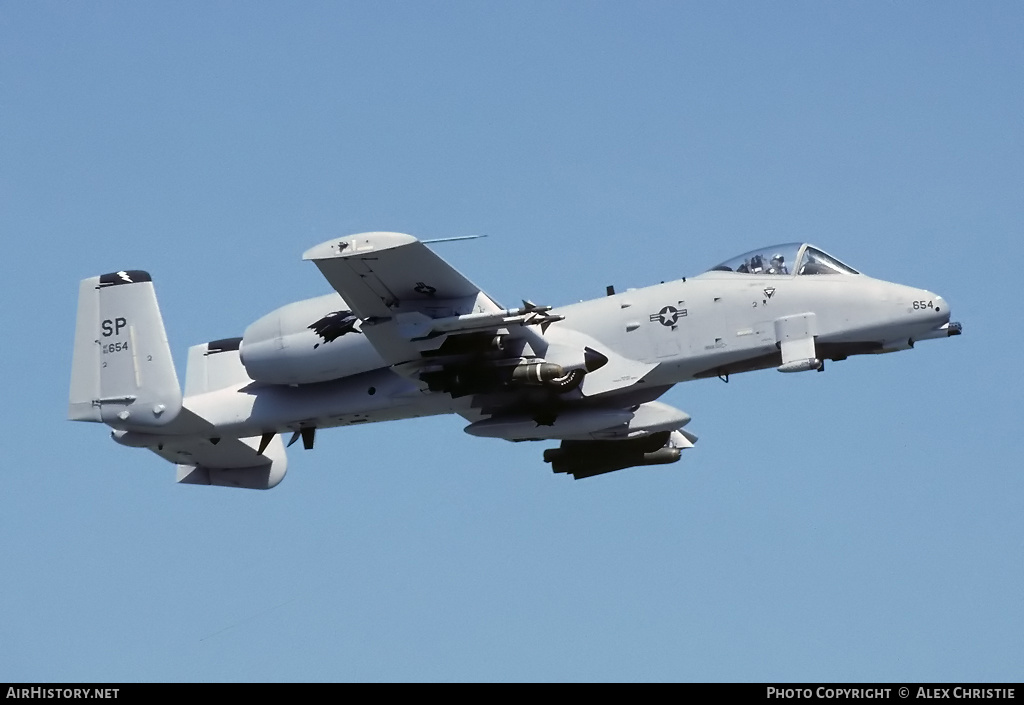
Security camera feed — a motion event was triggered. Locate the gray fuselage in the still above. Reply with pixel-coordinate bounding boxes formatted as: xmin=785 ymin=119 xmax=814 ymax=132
xmin=181 ymin=267 xmax=952 ymax=440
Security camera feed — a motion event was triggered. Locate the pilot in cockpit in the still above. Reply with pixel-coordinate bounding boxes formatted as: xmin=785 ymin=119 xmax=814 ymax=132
xmin=768 ymin=254 xmax=788 ymax=275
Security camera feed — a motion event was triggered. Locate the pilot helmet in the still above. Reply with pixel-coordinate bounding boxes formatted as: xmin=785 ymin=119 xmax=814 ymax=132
xmin=771 ymin=253 xmax=785 ymax=264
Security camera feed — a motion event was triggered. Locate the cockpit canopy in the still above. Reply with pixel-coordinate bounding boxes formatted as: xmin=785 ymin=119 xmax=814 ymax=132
xmin=707 ymin=243 xmax=859 ymax=276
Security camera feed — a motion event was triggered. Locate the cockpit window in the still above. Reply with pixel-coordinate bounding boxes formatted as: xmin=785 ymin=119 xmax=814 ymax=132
xmin=708 ymin=243 xmax=802 ymax=275
xmin=797 ymin=247 xmax=859 ymax=275
xmin=707 ymin=243 xmax=859 ymax=276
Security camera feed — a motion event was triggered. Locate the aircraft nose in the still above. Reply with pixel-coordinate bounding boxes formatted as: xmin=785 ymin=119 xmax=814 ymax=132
xmin=909 ymin=290 xmax=950 ymax=324
xmin=905 ymin=290 xmax=962 ymax=342
xmin=933 ymin=294 xmax=963 ymax=336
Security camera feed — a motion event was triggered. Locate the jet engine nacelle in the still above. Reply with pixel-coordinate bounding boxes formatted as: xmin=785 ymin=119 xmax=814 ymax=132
xmin=239 ymin=294 xmax=386 ymax=385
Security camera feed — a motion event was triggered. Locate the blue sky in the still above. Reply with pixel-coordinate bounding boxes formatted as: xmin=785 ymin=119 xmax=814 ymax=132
xmin=2 ymin=2 xmax=1021 ymax=682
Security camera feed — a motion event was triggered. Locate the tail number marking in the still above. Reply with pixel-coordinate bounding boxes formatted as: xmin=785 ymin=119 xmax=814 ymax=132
xmin=101 ymin=317 xmax=127 ymax=337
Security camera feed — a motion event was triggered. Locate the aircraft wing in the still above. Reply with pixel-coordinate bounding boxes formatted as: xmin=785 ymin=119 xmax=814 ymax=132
xmin=303 ymin=232 xmax=501 ymax=319
xmin=303 ymin=232 xmax=560 ymax=370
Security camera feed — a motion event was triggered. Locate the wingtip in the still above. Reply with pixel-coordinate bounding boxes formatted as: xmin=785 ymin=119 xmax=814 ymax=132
xmin=302 ymin=232 xmax=419 ymax=261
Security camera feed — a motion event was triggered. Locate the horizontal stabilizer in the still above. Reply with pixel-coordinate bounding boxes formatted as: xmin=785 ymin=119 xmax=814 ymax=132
xmin=174 ymin=433 xmax=287 ymax=490
xmin=110 ymin=417 xmax=288 ymax=490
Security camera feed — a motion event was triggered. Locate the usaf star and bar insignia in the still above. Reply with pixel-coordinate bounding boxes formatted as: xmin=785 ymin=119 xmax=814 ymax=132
xmin=650 ymin=303 xmax=688 ymax=327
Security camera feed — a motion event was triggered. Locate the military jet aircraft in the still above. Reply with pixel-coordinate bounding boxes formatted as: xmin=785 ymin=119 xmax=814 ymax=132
xmin=68 ymin=233 xmax=961 ymax=488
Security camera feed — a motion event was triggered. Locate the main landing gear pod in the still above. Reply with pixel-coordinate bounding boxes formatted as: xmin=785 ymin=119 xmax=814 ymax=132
xmin=775 ymin=313 xmax=822 ymax=373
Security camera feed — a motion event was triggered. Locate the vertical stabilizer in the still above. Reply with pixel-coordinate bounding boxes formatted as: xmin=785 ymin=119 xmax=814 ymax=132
xmin=183 ymin=337 xmax=251 ymax=397
xmin=68 ymin=271 xmax=182 ymax=427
